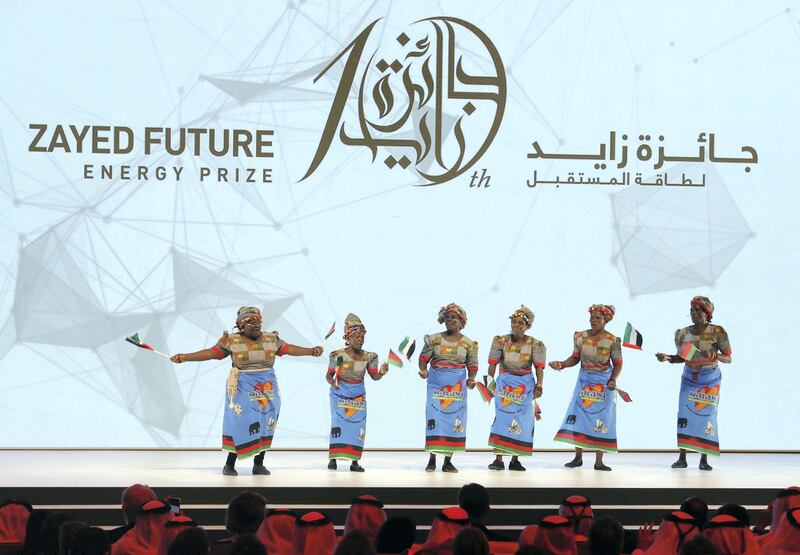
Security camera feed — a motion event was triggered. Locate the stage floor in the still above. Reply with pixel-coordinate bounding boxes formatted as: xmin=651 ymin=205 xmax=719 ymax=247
xmin=1 ymin=450 xmax=796 ymax=490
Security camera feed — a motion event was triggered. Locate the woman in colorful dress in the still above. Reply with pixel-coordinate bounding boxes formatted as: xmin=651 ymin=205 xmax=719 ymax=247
xmin=418 ymin=303 xmax=478 ymax=473
xmin=486 ymin=305 xmax=546 ymax=471
xmin=655 ymin=296 xmax=731 ymax=471
xmin=171 ymin=306 xmax=323 ymax=476
xmin=326 ymin=313 xmax=388 ymax=472
xmin=549 ymin=304 xmax=622 ymax=471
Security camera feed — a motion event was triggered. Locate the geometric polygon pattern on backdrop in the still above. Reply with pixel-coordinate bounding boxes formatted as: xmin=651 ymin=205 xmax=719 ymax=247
xmin=611 ymin=163 xmax=754 ymax=296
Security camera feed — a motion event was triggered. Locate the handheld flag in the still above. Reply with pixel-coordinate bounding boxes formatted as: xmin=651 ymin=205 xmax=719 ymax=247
xmin=476 ymin=380 xmax=493 ymax=402
xmin=679 ymin=343 xmax=698 ymax=361
xmin=125 ymin=333 xmax=170 ymax=358
xmin=333 ymin=355 xmax=344 ymax=386
xmin=534 ymin=400 xmax=542 ymax=421
xmin=324 ymin=322 xmax=336 ymax=340
xmin=399 ymin=336 xmax=416 ymax=360
xmin=387 ymin=349 xmax=403 ymax=368
xmin=623 ymin=322 xmax=643 ymax=350
xmin=617 ymin=389 xmax=633 ymax=403
xmin=484 ymin=375 xmax=497 ymax=394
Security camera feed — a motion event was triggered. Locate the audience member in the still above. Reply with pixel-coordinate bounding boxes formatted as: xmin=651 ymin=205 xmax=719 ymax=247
xmin=69 ymin=527 xmax=111 ymax=555
xmin=588 ymin=516 xmax=624 ymax=555
xmin=108 ymin=485 xmax=157 ymax=544
xmin=256 ymin=508 xmax=296 ymax=555
xmin=634 ymin=511 xmax=699 ymax=554
xmin=334 ymin=530 xmax=376 ymax=555
xmin=519 ymin=515 xmax=577 ymax=555
xmin=559 ymin=495 xmax=594 ymax=538
xmin=680 ymin=498 xmax=710 ymax=530
xmin=703 ymin=514 xmax=759 ymax=555
xmin=343 ymin=495 xmax=386 ymax=541
xmin=0 ymin=499 xmax=32 ymax=543
xmin=375 ymin=516 xmax=416 ymax=554
xmin=167 ymin=528 xmax=210 ymax=555
xmin=414 ymin=507 xmax=470 ymax=554
xmin=715 ymin=504 xmax=750 ymax=527
xmin=41 ymin=513 xmax=74 ymax=555
xmin=293 ymin=512 xmax=335 ymax=555
xmin=112 ymin=500 xmax=171 ymax=555
xmin=19 ymin=509 xmax=52 ymax=555
xmin=229 ymin=533 xmax=265 ymax=555
xmin=59 ymin=521 xmax=88 ymax=555
xmin=457 ymin=484 xmax=504 ymax=541
xmin=678 ymin=536 xmax=718 ymax=555
xmin=452 ymin=527 xmax=489 ymax=555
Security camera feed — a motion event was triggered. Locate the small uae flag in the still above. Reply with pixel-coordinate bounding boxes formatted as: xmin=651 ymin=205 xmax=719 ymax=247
xmin=484 ymin=375 xmax=497 ymax=394
xmin=125 ymin=333 xmax=169 ymax=358
xmin=399 ymin=336 xmax=416 ymax=360
xmin=333 ymin=355 xmax=344 ymax=385
xmin=387 ymin=349 xmax=403 ymax=368
xmin=617 ymin=389 xmax=633 ymax=403
xmin=476 ymin=380 xmax=493 ymax=402
xmin=623 ymin=322 xmax=643 ymax=350
xmin=324 ymin=322 xmax=336 ymax=340
xmin=679 ymin=343 xmax=698 ymax=361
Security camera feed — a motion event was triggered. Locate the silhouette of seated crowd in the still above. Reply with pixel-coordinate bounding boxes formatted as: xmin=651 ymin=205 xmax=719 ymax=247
xmin=0 ymin=484 xmax=797 ymax=555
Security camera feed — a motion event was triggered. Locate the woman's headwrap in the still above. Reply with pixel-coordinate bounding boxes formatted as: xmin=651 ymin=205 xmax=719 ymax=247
xmin=691 ymin=296 xmax=714 ymax=321
xmin=588 ymin=304 xmax=615 ymax=322
xmin=415 ymin=507 xmax=470 ymax=554
xmin=510 ymin=305 xmax=535 ymax=329
xmin=156 ymin=516 xmax=196 ymax=555
xmin=762 ymin=507 xmax=800 ymax=555
xmin=235 ymin=306 xmax=262 ymax=327
xmin=343 ymin=313 xmax=366 ymax=345
xmin=257 ymin=509 xmax=296 ymax=555
xmin=293 ymin=512 xmax=335 ymax=555
xmin=343 ymin=495 xmax=387 ymax=541
xmin=704 ymin=514 xmax=760 ymax=555
xmin=437 ymin=303 xmax=467 ymax=329
xmin=519 ymin=516 xmax=577 ymax=555
xmin=112 ymin=501 xmax=172 ymax=555
xmin=0 ymin=500 xmax=32 ymax=543
xmin=559 ymin=496 xmax=593 ymax=538
xmin=639 ymin=511 xmax=699 ymax=555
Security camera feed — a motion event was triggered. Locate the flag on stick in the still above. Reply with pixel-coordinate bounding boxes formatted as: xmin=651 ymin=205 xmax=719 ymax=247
xmin=484 ymin=375 xmax=497 ymax=394
xmin=476 ymin=380 xmax=493 ymax=402
xmin=333 ymin=355 xmax=344 ymax=386
xmin=623 ymin=322 xmax=643 ymax=350
xmin=679 ymin=343 xmax=698 ymax=361
xmin=125 ymin=333 xmax=170 ymax=358
xmin=398 ymin=336 xmax=416 ymax=360
xmin=617 ymin=389 xmax=633 ymax=403
xmin=324 ymin=322 xmax=336 ymax=340
xmin=387 ymin=349 xmax=403 ymax=368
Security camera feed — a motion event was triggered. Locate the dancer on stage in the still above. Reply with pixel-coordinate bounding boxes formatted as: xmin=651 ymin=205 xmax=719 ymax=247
xmin=418 ymin=303 xmax=478 ymax=473
xmin=171 ymin=306 xmax=323 ymax=476
xmin=486 ymin=305 xmax=546 ymax=471
xmin=655 ymin=296 xmax=732 ymax=471
xmin=549 ymin=304 xmax=622 ymax=471
xmin=326 ymin=313 xmax=388 ymax=472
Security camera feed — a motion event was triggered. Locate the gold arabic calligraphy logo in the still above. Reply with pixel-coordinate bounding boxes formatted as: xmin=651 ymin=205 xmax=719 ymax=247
xmin=300 ymin=17 xmax=506 ymax=185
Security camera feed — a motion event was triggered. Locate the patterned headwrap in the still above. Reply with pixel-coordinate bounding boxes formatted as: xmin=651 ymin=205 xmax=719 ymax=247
xmin=343 ymin=313 xmax=366 ymax=345
xmin=236 ymin=306 xmax=262 ymax=326
xmin=510 ymin=305 xmax=535 ymax=329
xmin=691 ymin=296 xmax=714 ymax=321
xmin=437 ymin=303 xmax=467 ymax=329
xmin=588 ymin=304 xmax=615 ymax=322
